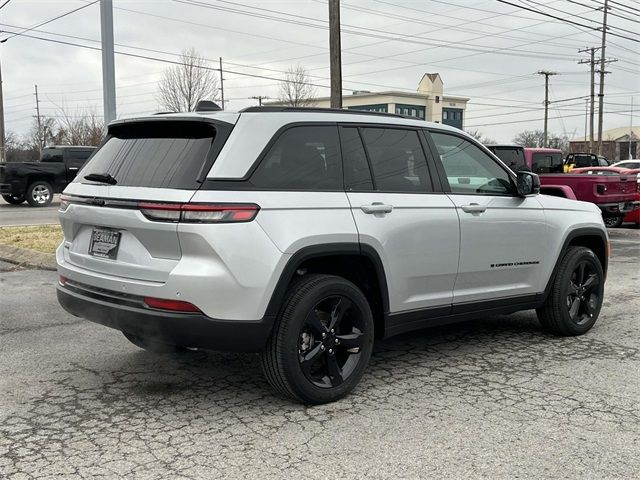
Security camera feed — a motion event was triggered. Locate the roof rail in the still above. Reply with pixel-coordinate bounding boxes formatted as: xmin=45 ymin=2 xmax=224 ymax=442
xmin=239 ymin=106 xmax=412 ymax=119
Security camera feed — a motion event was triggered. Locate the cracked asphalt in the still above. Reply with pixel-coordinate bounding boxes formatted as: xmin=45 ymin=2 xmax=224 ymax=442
xmin=1 ymin=228 xmax=638 ymax=479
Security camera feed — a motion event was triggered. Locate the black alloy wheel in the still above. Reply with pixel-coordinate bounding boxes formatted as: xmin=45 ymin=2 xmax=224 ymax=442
xmin=298 ymin=295 xmax=366 ymax=389
xmin=566 ymin=260 xmax=601 ymax=326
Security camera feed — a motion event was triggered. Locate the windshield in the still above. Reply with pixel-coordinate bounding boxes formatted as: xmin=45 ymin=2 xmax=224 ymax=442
xmin=77 ymin=121 xmax=219 ymax=189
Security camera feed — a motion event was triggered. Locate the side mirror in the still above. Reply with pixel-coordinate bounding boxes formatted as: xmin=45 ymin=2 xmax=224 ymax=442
xmin=516 ymin=171 xmax=540 ymax=197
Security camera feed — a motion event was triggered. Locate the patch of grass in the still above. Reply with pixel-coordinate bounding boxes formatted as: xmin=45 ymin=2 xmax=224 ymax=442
xmin=0 ymin=225 xmax=63 ymax=254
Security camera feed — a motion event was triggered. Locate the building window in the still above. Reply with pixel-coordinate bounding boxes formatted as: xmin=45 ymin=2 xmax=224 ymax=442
xmin=394 ymin=104 xmax=426 ymax=120
xmin=435 ymin=96 xmax=440 ymax=103
xmin=347 ymin=104 xmax=388 ymax=113
xmin=442 ymin=108 xmax=463 ymax=130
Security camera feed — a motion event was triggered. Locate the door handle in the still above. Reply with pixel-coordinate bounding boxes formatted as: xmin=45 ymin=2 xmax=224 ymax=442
xmin=360 ymin=203 xmax=393 ymax=214
xmin=68 ymin=167 xmax=79 ymax=171
xmin=460 ymin=203 xmax=487 ymax=214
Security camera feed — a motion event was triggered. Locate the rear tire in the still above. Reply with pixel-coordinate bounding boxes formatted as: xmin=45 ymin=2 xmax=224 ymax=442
xmin=537 ymin=246 xmax=604 ymax=336
xmin=122 ymin=331 xmax=185 ymax=354
xmin=260 ymin=274 xmax=374 ymax=404
xmin=26 ymin=181 xmax=53 ymax=207
xmin=2 ymin=194 xmax=25 ymax=205
xmin=603 ymin=216 xmax=623 ymax=228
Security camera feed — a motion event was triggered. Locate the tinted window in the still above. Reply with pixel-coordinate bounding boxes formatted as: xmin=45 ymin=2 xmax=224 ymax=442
xmin=67 ymin=149 xmax=94 ymax=168
xmin=431 ymin=132 xmax=514 ymax=195
xmin=41 ymin=148 xmax=63 ymax=163
xmin=532 ymin=152 xmax=563 ymax=173
xmin=78 ymin=122 xmax=217 ymax=189
xmin=341 ymin=127 xmax=373 ymax=191
xmin=490 ymin=147 xmax=526 ymax=172
xmin=251 ymin=126 xmax=341 ymax=190
xmin=360 ymin=128 xmax=430 ymax=192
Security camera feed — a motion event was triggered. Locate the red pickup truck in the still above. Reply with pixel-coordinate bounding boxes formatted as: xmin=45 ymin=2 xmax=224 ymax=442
xmin=487 ymin=145 xmax=638 ymax=226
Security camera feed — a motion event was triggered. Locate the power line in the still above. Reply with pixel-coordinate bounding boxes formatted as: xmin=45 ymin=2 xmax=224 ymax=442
xmin=2 ymin=1 xmax=98 ymax=41
xmin=0 ymin=0 xmax=12 ymax=10
xmin=494 ymin=0 xmax=640 ymax=43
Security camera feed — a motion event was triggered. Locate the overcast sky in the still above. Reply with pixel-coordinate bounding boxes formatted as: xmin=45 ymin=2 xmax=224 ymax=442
xmin=1 ymin=0 xmax=638 ymax=142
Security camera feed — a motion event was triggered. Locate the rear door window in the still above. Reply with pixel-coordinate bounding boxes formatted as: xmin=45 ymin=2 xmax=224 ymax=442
xmin=360 ymin=127 xmax=431 ymax=192
xmin=250 ymin=125 xmax=341 ymax=190
xmin=78 ymin=121 xmax=222 ymax=189
xmin=341 ymin=127 xmax=373 ymax=191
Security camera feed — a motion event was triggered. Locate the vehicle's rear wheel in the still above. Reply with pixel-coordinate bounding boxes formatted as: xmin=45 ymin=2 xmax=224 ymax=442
xmin=260 ymin=274 xmax=374 ymax=404
xmin=537 ymin=246 xmax=604 ymax=336
xmin=26 ymin=181 xmax=53 ymax=207
xmin=603 ymin=216 xmax=623 ymax=228
xmin=1 ymin=194 xmax=25 ymax=205
xmin=122 ymin=331 xmax=186 ymax=354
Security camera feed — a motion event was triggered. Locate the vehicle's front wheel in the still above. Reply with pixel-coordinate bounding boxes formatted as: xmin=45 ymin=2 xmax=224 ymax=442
xmin=261 ymin=274 xmax=374 ymax=404
xmin=603 ymin=216 xmax=623 ymax=228
xmin=122 ymin=331 xmax=185 ymax=354
xmin=537 ymin=246 xmax=604 ymax=336
xmin=26 ymin=181 xmax=53 ymax=207
xmin=1 ymin=194 xmax=25 ymax=205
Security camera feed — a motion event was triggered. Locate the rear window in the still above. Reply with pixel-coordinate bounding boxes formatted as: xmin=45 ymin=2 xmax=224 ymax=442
xmin=77 ymin=121 xmax=220 ymax=189
xmin=490 ymin=147 xmax=526 ymax=172
xmin=41 ymin=148 xmax=63 ymax=162
xmin=532 ymin=152 xmax=563 ymax=173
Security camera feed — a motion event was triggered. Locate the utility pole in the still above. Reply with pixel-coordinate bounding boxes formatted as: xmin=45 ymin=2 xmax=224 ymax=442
xmin=537 ymin=71 xmax=558 ymax=148
xmin=578 ymin=47 xmax=598 ymax=153
xmin=100 ymin=0 xmax=116 ymax=123
xmin=249 ymin=96 xmax=270 ymax=106
xmin=0 ymin=51 xmax=5 ymax=162
xmin=328 ymin=0 xmax=342 ymax=108
xmin=596 ymin=0 xmax=609 ymax=156
xmin=34 ymin=84 xmax=42 ymax=156
xmin=584 ymin=98 xmax=589 ymax=149
xmin=219 ymin=57 xmax=225 ymax=110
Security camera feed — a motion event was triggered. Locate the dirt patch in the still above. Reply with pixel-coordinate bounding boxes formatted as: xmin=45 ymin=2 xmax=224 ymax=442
xmin=0 ymin=225 xmax=63 ymax=254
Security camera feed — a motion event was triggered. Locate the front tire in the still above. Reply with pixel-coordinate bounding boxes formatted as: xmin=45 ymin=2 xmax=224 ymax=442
xmin=603 ymin=216 xmax=623 ymax=228
xmin=26 ymin=181 xmax=53 ymax=207
xmin=2 ymin=194 xmax=25 ymax=205
xmin=261 ymin=274 xmax=374 ymax=404
xmin=122 ymin=331 xmax=185 ymax=354
xmin=537 ymin=246 xmax=604 ymax=336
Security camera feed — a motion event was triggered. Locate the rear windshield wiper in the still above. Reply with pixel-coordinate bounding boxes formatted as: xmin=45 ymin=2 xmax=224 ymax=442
xmin=84 ymin=173 xmax=117 ymax=185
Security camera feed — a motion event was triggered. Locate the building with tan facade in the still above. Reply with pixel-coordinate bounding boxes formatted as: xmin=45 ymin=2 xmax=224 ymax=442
xmin=269 ymin=73 xmax=469 ymax=130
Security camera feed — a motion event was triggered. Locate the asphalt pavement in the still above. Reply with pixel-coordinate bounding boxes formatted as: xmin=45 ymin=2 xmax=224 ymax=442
xmin=0 ymin=229 xmax=638 ymax=479
xmin=0 ymin=195 xmax=60 ymax=226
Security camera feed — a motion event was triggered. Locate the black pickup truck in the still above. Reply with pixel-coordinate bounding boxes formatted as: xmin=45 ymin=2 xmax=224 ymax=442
xmin=0 ymin=146 xmax=96 ymax=207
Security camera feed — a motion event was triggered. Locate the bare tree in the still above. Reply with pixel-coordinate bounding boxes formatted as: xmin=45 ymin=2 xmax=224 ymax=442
xmin=56 ymin=106 xmax=105 ymax=146
xmin=157 ymin=48 xmax=220 ymax=112
xmin=278 ymin=65 xmax=318 ymax=107
xmin=514 ymin=129 xmax=569 ymax=152
xmin=466 ymin=129 xmax=496 ymax=145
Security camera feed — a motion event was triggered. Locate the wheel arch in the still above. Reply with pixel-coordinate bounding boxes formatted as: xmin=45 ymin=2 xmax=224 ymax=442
xmin=543 ymin=227 xmax=608 ymax=300
xmin=264 ymin=243 xmax=389 ymax=338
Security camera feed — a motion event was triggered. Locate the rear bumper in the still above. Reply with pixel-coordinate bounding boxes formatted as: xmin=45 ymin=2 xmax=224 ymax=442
xmin=598 ymin=201 xmax=640 ymax=217
xmin=57 ymin=283 xmax=275 ymax=352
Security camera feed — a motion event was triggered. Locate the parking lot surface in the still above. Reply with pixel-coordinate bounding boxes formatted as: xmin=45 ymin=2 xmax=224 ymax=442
xmin=0 ymin=229 xmax=638 ymax=479
xmin=0 ymin=195 xmax=60 ymax=226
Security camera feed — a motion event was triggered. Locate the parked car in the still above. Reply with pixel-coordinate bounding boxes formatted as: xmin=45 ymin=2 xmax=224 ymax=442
xmin=564 ymin=153 xmax=608 ymax=172
xmin=611 ymin=159 xmax=640 ymax=170
xmin=571 ymin=166 xmax=640 ymax=227
xmin=57 ymin=107 xmax=609 ymax=404
xmin=0 ymin=145 xmax=96 ymax=207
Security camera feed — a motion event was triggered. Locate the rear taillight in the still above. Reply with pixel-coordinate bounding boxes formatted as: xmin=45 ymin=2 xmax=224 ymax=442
xmin=59 ymin=194 xmax=71 ymax=212
xmin=138 ymin=202 xmax=260 ymax=223
xmin=143 ymin=297 xmax=201 ymax=313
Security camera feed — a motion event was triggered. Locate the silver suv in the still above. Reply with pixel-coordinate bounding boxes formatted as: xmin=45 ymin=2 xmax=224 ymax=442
xmin=57 ymin=107 xmax=608 ymax=404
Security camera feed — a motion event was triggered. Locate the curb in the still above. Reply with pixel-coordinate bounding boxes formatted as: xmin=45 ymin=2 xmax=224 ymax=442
xmin=0 ymin=244 xmax=56 ymax=271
